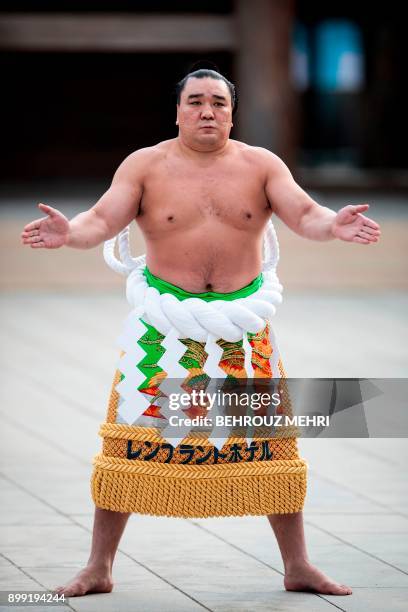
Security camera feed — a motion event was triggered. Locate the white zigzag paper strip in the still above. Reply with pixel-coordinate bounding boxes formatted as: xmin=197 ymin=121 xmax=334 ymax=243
xmin=204 ymin=334 xmax=231 ymax=450
xmin=157 ymin=328 xmax=191 ymax=446
xmin=242 ymin=332 xmax=255 ymax=378
xmin=268 ymin=324 xmax=281 ymax=379
xmin=158 ymin=328 xmax=188 ymax=397
xmin=158 ymin=394 xmax=189 ymax=448
xmin=242 ymin=333 xmax=255 ymax=446
xmin=115 ymin=311 xmax=152 ymax=424
xmin=203 ymin=333 xmax=227 ymax=379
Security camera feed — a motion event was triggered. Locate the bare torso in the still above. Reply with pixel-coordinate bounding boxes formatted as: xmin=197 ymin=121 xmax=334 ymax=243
xmin=135 ymin=138 xmax=272 ymax=293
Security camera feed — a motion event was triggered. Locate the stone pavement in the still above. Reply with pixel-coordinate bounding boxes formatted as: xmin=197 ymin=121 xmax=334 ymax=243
xmin=1 ymin=191 xmax=407 ymax=611
xmin=1 ymin=291 xmax=407 ymax=612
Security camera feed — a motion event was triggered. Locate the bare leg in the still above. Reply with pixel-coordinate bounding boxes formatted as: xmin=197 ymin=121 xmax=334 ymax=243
xmin=54 ymin=507 xmax=131 ymax=597
xmin=267 ymin=511 xmax=352 ymax=595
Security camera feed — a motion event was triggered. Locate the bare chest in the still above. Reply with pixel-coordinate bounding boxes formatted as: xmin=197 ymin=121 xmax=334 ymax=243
xmin=138 ymin=159 xmax=270 ymax=234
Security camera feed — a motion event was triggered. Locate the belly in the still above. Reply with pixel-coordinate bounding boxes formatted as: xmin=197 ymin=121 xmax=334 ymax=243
xmin=144 ymin=225 xmax=264 ymax=293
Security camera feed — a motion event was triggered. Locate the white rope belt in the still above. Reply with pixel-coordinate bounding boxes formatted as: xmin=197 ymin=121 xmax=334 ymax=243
xmin=103 ymin=220 xmax=283 ymax=342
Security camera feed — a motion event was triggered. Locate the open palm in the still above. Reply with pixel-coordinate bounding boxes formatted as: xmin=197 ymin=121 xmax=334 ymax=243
xmin=332 ymin=204 xmax=381 ymax=244
xmin=21 ymin=203 xmax=70 ymax=249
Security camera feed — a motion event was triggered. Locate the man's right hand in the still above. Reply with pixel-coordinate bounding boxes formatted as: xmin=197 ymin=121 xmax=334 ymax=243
xmin=20 ymin=203 xmax=70 ymax=249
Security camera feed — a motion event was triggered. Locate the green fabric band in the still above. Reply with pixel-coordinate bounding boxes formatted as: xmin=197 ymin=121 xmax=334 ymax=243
xmin=142 ymin=266 xmax=264 ymax=302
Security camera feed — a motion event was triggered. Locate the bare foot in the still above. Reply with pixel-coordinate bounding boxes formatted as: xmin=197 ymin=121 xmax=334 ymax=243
xmin=284 ymin=561 xmax=352 ymax=595
xmin=53 ymin=565 xmax=113 ymax=597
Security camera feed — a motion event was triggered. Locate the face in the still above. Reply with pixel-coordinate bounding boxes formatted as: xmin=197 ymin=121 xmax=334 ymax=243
xmin=176 ymin=77 xmax=233 ymax=151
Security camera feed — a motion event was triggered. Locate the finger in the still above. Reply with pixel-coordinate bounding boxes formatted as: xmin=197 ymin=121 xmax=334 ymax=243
xmin=23 ymin=235 xmax=43 ymax=244
xmin=352 ymin=236 xmax=370 ymax=244
xmin=354 ymin=204 xmax=370 ymax=212
xmin=357 ymin=228 xmax=376 ymax=237
xmin=361 ymin=225 xmax=381 ymax=236
xmin=23 ymin=217 xmax=47 ymax=231
xmin=30 ymin=241 xmax=45 ymax=248
xmin=38 ymin=202 xmax=59 ymax=216
xmin=21 ymin=231 xmax=39 ymax=239
xmin=358 ymin=231 xmax=378 ymax=242
xmin=360 ymin=216 xmax=380 ymax=230
xmin=22 ymin=229 xmax=40 ymax=238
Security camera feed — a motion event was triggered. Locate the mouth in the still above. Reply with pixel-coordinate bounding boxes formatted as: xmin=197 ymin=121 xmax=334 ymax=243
xmin=200 ymin=125 xmax=216 ymax=129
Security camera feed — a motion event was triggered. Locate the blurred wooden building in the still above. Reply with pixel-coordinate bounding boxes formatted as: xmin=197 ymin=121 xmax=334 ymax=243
xmin=0 ymin=1 xmax=406 ymax=188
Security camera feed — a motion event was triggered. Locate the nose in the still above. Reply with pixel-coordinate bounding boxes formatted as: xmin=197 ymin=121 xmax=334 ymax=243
xmin=201 ymin=104 xmax=215 ymax=120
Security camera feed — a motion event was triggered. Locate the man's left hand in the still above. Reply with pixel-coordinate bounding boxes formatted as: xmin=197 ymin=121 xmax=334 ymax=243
xmin=331 ymin=204 xmax=381 ymax=244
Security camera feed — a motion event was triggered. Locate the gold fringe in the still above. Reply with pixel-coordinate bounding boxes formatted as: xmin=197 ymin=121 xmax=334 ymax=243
xmin=91 ymin=453 xmax=308 ymax=517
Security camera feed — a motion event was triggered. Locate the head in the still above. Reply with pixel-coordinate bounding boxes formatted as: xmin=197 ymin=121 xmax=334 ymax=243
xmin=175 ymin=69 xmax=236 ymax=151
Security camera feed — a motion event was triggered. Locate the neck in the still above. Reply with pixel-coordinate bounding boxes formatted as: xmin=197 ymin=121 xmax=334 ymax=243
xmin=176 ymin=135 xmax=230 ymax=159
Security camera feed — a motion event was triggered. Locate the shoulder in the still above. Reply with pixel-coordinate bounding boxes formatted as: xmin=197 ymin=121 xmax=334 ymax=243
xmin=116 ymin=141 xmax=170 ymax=171
xmin=230 ymin=141 xmax=291 ymax=176
xmin=239 ymin=143 xmax=291 ymax=174
xmin=113 ymin=139 xmax=175 ymax=180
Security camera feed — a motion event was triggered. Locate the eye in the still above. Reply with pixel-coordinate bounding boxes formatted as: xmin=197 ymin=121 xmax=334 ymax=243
xmin=190 ymin=101 xmax=201 ymax=105
xmin=215 ymin=102 xmax=225 ymax=106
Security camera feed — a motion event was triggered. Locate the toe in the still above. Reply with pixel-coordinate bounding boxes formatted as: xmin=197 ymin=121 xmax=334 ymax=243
xmin=62 ymin=583 xmax=85 ymax=598
xmin=331 ymin=583 xmax=352 ymax=595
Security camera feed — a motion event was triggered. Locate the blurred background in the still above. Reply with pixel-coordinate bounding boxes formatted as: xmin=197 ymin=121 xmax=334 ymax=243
xmin=1 ymin=0 xmax=407 ymax=180
xmin=0 ymin=0 xmax=407 ymax=294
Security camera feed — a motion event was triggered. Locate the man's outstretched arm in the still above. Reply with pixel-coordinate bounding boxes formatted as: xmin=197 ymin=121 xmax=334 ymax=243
xmin=21 ymin=149 xmax=150 ymax=250
xmin=262 ymin=151 xmax=381 ymax=244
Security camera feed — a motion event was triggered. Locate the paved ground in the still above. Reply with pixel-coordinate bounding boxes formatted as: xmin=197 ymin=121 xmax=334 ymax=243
xmin=1 ymin=189 xmax=407 ymax=611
